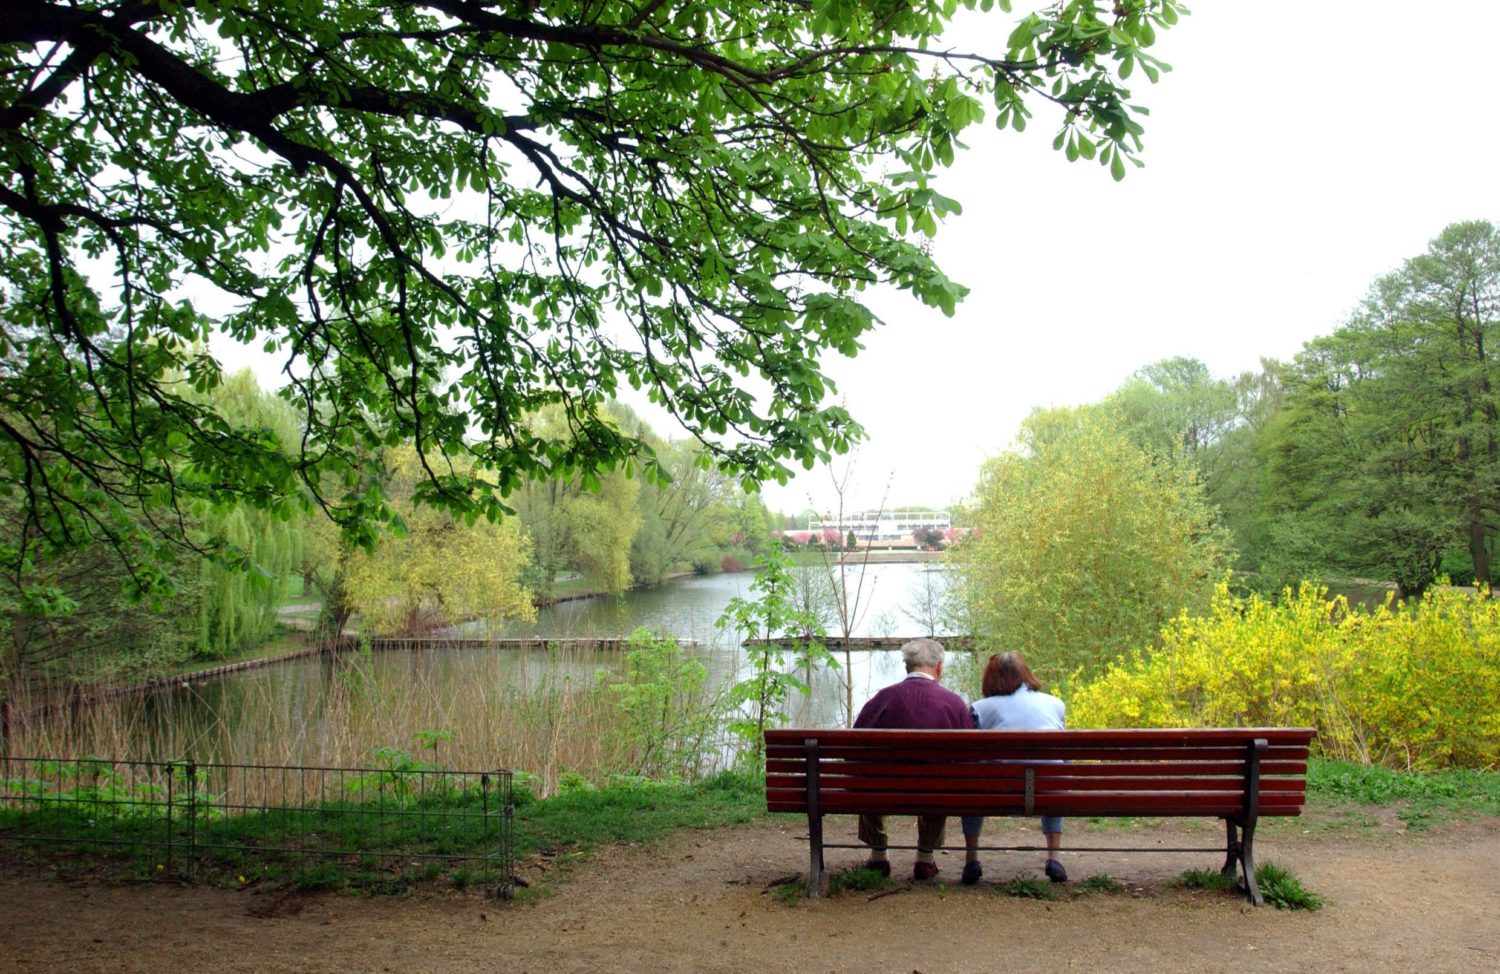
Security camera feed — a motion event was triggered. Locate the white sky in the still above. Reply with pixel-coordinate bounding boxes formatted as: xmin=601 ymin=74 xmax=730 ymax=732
xmin=208 ymin=1 xmax=1500 ymax=519
xmin=748 ymin=0 xmax=1500 ymax=516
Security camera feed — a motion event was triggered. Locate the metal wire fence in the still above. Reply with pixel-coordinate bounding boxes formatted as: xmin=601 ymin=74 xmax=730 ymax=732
xmin=0 ymin=755 xmax=513 ymax=895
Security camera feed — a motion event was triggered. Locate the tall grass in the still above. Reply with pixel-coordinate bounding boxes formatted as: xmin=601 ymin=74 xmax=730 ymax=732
xmin=4 ymin=638 xmax=741 ymax=798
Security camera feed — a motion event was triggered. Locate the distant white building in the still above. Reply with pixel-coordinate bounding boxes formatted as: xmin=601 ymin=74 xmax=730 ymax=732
xmin=806 ymin=510 xmax=951 ymax=544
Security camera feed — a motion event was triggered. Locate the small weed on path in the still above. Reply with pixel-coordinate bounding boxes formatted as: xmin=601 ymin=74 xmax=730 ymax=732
xmin=995 ymin=876 xmax=1053 ymax=900
xmin=770 ymin=881 xmax=803 ymax=907
xmin=1174 ymin=863 xmax=1324 ymax=910
xmin=1174 ymin=868 xmax=1236 ymax=893
xmin=828 ymin=866 xmax=892 ymax=895
xmin=1077 ymin=873 xmax=1126 ymax=894
xmin=1257 ymin=861 xmax=1325 ymax=911
xmin=768 ymin=866 xmax=893 ymax=906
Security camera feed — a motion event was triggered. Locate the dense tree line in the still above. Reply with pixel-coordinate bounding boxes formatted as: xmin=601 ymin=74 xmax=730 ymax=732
xmin=1008 ymin=220 xmax=1496 ymax=606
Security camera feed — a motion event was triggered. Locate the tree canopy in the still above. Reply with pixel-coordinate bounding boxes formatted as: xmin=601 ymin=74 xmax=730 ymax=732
xmin=1 ymin=0 xmax=1180 ymax=594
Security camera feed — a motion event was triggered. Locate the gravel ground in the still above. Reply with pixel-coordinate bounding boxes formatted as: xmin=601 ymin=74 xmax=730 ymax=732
xmin=3 ymin=812 xmax=1496 ymax=973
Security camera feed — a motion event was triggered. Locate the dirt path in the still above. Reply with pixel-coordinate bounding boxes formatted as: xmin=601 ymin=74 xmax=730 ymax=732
xmin=3 ymin=815 xmax=1497 ymax=973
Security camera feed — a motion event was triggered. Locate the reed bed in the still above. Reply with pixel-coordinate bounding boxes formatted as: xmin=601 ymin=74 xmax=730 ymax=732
xmin=3 ymin=639 xmax=745 ymax=798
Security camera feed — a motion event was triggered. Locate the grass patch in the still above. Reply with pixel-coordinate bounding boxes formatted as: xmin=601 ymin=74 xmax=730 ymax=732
xmin=1307 ymin=757 xmax=1500 ymax=830
xmin=1256 ymin=861 xmax=1324 ymax=911
xmin=1077 ymin=873 xmax=1126 ymax=894
xmin=512 ymin=770 xmax=763 ymax=863
xmin=1175 ymin=863 xmax=1324 ymax=910
xmin=995 ymin=876 xmax=1054 ymax=900
xmin=290 ymin=863 xmax=343 ymax=891
xmin=771 ymin=881 xmax=804 ymax=906
xmin=1175 ymin=868 xmax=1237 ymax=892
xmin=2 ymin=765 xmax=765 ymax=896
xmin=827 ymin=865 xmax=892 ymax=895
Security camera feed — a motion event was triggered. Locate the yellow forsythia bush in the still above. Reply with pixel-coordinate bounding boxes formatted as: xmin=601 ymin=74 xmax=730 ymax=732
xmin=1068 ymin=582 xmax=1500 ymax=770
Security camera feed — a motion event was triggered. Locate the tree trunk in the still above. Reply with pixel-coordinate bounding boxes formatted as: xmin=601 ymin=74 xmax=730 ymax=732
xmin=1469 ymin=501 xmax=1493 ymax=589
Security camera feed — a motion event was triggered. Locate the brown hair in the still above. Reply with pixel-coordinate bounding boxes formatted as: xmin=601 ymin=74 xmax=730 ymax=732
xmin=980 ymin=652 xmax=1043 ymax=697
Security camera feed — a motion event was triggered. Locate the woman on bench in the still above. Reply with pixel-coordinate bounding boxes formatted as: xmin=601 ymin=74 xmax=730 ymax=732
xmin=961 ymin=652 xmax=1068 ymax=886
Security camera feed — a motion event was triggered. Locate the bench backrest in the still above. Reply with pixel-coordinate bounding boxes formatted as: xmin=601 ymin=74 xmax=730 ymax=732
xmin=764 ymin=728 xmax=1315 ymax=819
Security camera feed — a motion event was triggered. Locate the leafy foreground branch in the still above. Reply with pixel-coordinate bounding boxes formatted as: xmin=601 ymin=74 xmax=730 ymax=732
xmin=0 ymin=0 xmax=1181 ymax=593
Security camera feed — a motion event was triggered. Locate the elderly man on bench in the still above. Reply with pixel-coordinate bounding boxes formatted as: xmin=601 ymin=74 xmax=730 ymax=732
xmin=852 ymin=637 xmax=973 ymax=881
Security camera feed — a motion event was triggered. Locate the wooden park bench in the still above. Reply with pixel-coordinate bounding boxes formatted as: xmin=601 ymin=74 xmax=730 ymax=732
xmin=764 ymin=727 xmax=1316 ymax=905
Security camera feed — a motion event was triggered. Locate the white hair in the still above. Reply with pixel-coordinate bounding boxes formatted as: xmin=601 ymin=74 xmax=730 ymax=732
xmin=901 ymin=638 xmax=945 ymax=671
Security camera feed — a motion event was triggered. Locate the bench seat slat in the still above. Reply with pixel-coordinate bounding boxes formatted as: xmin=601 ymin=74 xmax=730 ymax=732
xmin=767 ymin=744 xmax=1309 ymax=764
xmin=765 ymin=727 xmax=1317 ymax=746
xmin=767 ymin=791 xmax=1307 ymax=816
xmin=766 ymin=757 xmax=1309 ymax=777
xmin=767 ymin=773 xmax=1304 ymax=795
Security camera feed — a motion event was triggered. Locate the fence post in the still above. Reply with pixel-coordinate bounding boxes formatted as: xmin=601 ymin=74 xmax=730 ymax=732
xmin=481 ymin=773 xmax=490 ymax=839
xmin=186 ymin=760 xmax=198 ymax=883
xmin=165 ymin=760 xmax=175 ymax=880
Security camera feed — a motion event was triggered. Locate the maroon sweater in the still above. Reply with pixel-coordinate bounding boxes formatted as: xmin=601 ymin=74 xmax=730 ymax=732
xmin=854 ymin=675 xmax=973 ymax=730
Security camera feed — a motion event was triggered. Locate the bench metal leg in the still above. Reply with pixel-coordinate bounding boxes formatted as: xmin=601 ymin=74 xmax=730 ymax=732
xmin=806 ymin=811 xmax=826 ymax=897
xmin=1239 ymin=820 xmax=1264 ymax=907
xmin=804 ymin=738 xmax=826 ymax=897
xmin=1221 ymin=820 xmax=1241 ymax=878
xmin=1221 ymin=818 xmax=1263 ymax=906
xmin=1223 ymin=738 xmax=1268 ymax=906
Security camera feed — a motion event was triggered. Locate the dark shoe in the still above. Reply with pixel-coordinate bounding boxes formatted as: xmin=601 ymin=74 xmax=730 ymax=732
xmin=1045 ymin=858 xmax=1068 ymax=883
xmin=858 ymin=858 xmax=891 ymax=878
xmin=961 ymin=861 xmax=983 ymax=886
xmin=913 ymin=861 xmax=940 ymax=882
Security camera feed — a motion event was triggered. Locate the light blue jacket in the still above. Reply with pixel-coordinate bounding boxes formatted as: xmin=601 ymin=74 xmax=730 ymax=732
xmin=970 ymin=684 xmax=1065 ymax=731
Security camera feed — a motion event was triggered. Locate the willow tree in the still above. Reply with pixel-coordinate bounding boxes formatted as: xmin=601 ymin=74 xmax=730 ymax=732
xmin=0 ymin=369 xmax=305 ymax=686
xmin=512 ymin=405 xmax=642 ymax=595
xmin=1 ymin=0 xmax=1183 ymax=602
xmin=952 ymin=406 xmax=1230 ymax=686
xmin=338 ymin=446 xmax=535 ymax=635
xmin=630 ymin=440 xmax=745 ymax=585
xmin=180 ymin=369 xmax=306 ymax=657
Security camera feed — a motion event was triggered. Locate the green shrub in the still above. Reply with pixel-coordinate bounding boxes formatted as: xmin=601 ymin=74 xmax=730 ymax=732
xmin=770 ymin=881 xmax=803 ymax=906
xmin=601 ymin=628 xmax=724 ymax=779
xmin=557 ymin=771 xmax=596 ymax=794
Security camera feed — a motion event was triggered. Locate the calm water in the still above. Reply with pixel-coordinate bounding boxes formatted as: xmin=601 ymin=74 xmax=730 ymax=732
xmin=481 ymin=560 xmax=954 ymax=642
xmin=64 ymin=562 xmax=963 ymax=766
